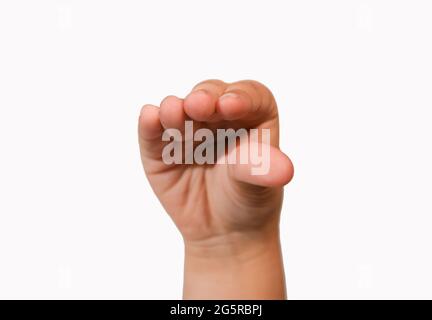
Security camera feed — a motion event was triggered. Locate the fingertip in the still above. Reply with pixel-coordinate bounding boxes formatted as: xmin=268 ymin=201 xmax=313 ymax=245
xmin=159 ymin=95 xmax=186 ymax=129
xmin=259 ymin=150 xmax=294 ymax=187
xmin=271 ymin=152 xmax=294 ymax=186
xmin=139 ymin=104 xmax=163 ymax=140
xmin=217 ymin=91 xmax=252 ymax=120
xmin=184 ymin=89 xmax=216 ymax=121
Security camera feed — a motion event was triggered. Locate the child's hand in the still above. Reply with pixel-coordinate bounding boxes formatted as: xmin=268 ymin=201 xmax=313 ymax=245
xmin=139 ymin=80 xmax=294 ymax=299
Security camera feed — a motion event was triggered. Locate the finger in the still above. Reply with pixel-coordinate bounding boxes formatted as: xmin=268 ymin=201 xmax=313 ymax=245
xmin=217 ymin=80 xmax=278 ymax=122
xmin=159 ymin=95 xmax=187 ymax=130
xmin=184 ymin=79 xmax=227 ymax=122
xmin=228 ymin=143 xmax=294 ymax=187
xmin=138 ymin=104 xmax=164 ymax=160
xmin=216 ymin=90 xmax=253 ymax=120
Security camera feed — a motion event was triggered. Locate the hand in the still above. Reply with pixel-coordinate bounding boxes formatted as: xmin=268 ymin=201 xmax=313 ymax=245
xmin=138 ymin=79 xmax=294 ymax=299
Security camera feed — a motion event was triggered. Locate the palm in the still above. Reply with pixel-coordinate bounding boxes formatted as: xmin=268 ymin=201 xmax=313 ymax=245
xmin=139 ymin=80 xmax=293 ymax=241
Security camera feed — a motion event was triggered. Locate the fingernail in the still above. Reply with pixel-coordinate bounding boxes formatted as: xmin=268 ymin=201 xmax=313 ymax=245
xmin=219 ymin=92 xmax=238 ymax=101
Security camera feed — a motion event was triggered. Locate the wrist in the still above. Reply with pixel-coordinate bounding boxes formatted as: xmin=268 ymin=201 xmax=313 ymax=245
xmin=184 ymin=228 xmax=280 ymax=262
xmin=183 ymin=227 xmax=286 ymax=299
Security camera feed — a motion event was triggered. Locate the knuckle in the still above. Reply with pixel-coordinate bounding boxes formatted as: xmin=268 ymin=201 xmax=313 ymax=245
xmin=230 ymin=80 xmax=276 ymax=111
xmin=239 ymin=79 xmax=271 ymax=93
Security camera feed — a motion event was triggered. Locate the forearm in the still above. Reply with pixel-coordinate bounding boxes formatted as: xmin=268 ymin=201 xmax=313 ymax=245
xmin=183 ymin=229 xmax=286 ymax=300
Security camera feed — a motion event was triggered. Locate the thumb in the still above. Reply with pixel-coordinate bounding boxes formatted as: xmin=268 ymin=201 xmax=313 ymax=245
xmin=227 ymin=142 xmax=294 ymax=187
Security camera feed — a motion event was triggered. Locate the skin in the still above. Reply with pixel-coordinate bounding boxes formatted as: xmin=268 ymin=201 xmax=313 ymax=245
xmin=138 ymin=79 xmax=294 ymax=299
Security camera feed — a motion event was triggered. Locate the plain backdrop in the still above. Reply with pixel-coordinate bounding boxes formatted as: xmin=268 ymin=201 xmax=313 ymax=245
xmin=0 ymin=0 xmax=431 ymax=299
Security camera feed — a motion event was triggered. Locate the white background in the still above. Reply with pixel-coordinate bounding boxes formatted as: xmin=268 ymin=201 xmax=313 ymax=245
xmin=0 ymin=0 xmax=431 ymax=299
